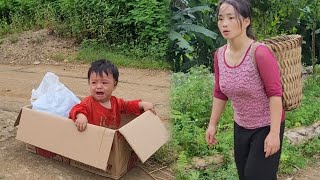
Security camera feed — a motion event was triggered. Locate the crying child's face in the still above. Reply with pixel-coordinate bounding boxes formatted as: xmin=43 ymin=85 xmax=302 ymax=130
xmin=89 ymin=72 xmax=117 ymax=103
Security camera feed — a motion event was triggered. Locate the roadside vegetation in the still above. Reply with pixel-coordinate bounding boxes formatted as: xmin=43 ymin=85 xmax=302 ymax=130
xmin=0 ymin=0 xmax=171 ymax=69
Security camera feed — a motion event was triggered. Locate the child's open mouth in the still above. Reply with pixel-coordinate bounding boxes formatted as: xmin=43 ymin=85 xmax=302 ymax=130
xmin=96 ymin=92 xmax=104 ymax=95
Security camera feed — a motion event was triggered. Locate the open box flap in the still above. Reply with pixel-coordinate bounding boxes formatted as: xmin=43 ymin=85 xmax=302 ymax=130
xmin=14 ymin=105 xmax=32 ymax=127
xmin=14 ymin=108 xmax=22 ymax=127
xmin=15 ymin=107 xmax=115 ymax=170
xmin=118 ymin=111 xmax=169 ymax=163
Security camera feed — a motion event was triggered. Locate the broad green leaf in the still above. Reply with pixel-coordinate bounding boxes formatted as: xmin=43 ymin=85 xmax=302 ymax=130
xmin=177 ymin=23 xmax=218 ymax=39
xmin=187 ymin=6 xmax=211 ymax=13
xmin=172 ymin=5 xmax=211 ymax=20
xmin=169 ymin=31 xmax=194 ymax=52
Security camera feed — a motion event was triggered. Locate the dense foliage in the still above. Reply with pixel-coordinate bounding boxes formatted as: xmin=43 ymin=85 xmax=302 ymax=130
xmin=169 ymin=0 xmax=320 ymax=72
xmin=1 ymin=0 xmax=319 ymax=70
xmin=0 ymin=0 xmax=170 ymax=60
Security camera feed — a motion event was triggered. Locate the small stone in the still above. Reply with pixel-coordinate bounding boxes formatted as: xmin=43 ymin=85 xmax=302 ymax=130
xmin=63 ymin=59 xmax=69 ymax=63
xmin=297 ymin=127 xmax=308 ymax=135
xmin=305 ymin=67 xmax=313 ymax=74
xmin=192 ymin=157 xmax=207 ymax=170
xmin=312 ymin=122 xmax=320 ymax=128
xmin=33 ymin=61 xmax=40 ymax=65
xmin=285 ymin=121 xmax=320 ymax=145
xmin=1 ymin=146 xmax=6 ymax=150
xmin=207 ymin=154 xmax=224 ymax=165
xmin=313 ymin=154 xmax=320 ymax=159
xmin=192 ymin=154 xmax=224 ymax=170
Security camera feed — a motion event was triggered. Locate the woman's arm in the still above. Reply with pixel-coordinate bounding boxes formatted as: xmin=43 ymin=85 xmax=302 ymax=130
xmin=206 ymin=97 xmax=227 ymax=145
xmin=255 ymin=45 xmax=283 ymax=157
xmin=206 ymin=50 xmax=228 ymax=145
xmin=269 ymin=96 xmax=282 ymax=135
xmin=208 ymin=97 xmax=227 ymax=127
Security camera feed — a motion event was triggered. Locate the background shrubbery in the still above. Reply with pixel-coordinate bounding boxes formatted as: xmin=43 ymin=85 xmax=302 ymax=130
xmin=0 ymin=0 xmax=319 ymax=71
xmin=0 ymin=0 xmax=170 ymax=61
xmin=169 ymin=0 xmax=320 ymax=72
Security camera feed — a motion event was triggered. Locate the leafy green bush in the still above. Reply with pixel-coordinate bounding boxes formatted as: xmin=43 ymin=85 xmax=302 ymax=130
xmin=169 ymin=66 xmax=235 ymax=178
xmin=168 ymin=1 xmax=225 ymax=72
xmin=286 ymin=69 xmax=320 ymax=128
xmin=171 ymin=66 xmax=214 ymax=127
xmin=252 ymin=0 xmax=319 ymax=67
xmin=168 ymin=0 xmax=319 ymax=72
xmin=75 ymin=40 xmax=170 ymax=69
xmin=0 ymin=0 xmax=170 ymax=61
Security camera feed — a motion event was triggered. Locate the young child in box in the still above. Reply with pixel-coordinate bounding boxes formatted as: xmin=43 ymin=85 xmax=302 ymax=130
xmin=69 ymin=59 xmax=156 ymax=132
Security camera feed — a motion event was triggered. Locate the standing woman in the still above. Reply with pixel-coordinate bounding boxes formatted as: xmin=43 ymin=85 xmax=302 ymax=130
xmin=205 ymin=0 xmax=285 ymax=179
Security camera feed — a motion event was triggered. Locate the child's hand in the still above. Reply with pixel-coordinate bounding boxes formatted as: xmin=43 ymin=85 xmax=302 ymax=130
xmin=75 ymin=113 xmax=88 ymax=132
xmin=139 ymin=101 xmax=156 ymax=114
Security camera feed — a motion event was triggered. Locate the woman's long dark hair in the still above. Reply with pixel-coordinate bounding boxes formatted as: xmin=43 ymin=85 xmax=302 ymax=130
xmin=216 ymin=0 xmax=257 ymax=40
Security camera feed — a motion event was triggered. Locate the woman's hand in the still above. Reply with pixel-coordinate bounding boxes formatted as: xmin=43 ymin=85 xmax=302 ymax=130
xmin=264 ymin=132 xmax=280 ymax=158
xmin=206 ymin=124 xmax=218 ymax=146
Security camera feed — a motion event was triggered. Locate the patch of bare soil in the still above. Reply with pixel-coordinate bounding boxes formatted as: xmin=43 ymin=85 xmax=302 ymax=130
xmin=0 ymin=29 xmax=76 ymax=65
xmin=279 ymin=155 xmax=320 ymax=180
xmin=293 ymin=155 xmax=320 ymax=180
xmin=0 ymin=29 xmax=172 ymax=180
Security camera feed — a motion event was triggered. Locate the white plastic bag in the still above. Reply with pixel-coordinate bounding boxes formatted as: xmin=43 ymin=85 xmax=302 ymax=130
xmin=31 ymin=72 xmax=80 ymax=118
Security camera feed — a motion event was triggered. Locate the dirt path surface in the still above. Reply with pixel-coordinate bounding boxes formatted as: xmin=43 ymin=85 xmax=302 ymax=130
xmin=0 ymin=29 xmax=172 ymax=180
xmin=291 ymin=157 xmax=320 ymax=180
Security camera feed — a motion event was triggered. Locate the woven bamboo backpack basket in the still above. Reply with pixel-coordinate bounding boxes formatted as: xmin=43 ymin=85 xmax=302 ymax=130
xmin=262 ymin=35 xmax=303 ymax=111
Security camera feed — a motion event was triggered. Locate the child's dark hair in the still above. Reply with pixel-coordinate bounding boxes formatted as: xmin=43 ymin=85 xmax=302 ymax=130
xmin=88 ymin=59 xmax=119 ymax=85
xmin=216 ymin=0 xmax=256 ymax=40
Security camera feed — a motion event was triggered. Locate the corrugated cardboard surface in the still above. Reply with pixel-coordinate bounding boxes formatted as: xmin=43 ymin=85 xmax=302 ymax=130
xmin=114 ymin=132 xmax=138 ymax=177
xmin=15 ymin=106 xmax=169 ymax=179
xmin=16 ymin=107 xmax=115 ymax=170
xmin=119 ymin=110 xmax=169 ymax=163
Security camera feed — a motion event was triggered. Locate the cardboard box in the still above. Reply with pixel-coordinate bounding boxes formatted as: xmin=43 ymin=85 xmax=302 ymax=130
xmin=14 ymin=106 xmax=169 ymax=179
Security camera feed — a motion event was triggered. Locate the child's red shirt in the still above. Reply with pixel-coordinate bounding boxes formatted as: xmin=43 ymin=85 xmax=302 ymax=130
xmin=69 ymin=96 xmax=141 ymax=129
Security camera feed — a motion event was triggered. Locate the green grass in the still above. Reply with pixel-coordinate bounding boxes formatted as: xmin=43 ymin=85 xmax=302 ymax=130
xmin=49 ymin=53 xmax=68 ymax=62
xmin=0 ymin=20 xmax=11 ymax=38
xmin=0 ymin=38 xmax=4 ymax=45
xmin=75 ymin=42 xmax=170 ymax=70
xmin=8 ymin=34 xmax=19 ymax=44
